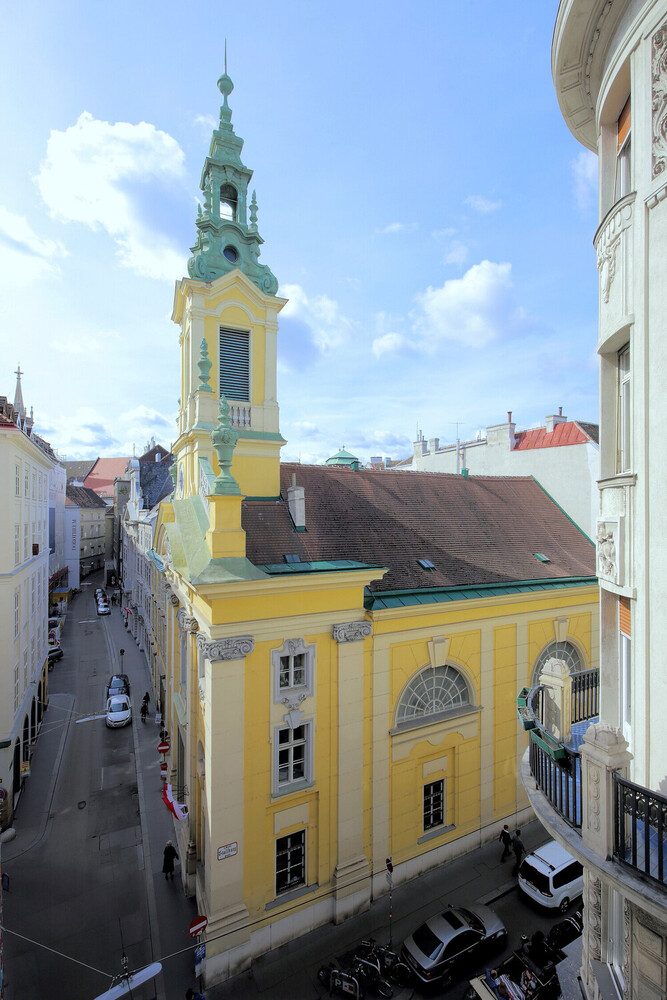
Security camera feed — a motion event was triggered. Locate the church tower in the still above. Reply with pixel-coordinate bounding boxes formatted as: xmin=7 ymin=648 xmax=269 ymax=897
xmin=172 ymin=66 xmax=286 ymax=501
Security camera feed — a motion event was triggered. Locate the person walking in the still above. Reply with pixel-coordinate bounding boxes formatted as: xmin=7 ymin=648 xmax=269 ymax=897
xmin=163 ymin=840 xmax=179 ymax=881
xmin=140 ymin=701 xmax=148 ymax=723
xmin=498 ymin=823 xmax=512 ymax=863
xmin=511 ymin=829 xmax=525 ymax=875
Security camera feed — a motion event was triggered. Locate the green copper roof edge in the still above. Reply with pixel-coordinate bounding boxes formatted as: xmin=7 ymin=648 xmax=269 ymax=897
xmin=237 ymin=430 xmax=286 ymax=443
xmin=259 ymin=560 xmax=386 ymax=575
xmin=368 ymin=576 xmax=598 ymax=607
xmin=147 ymin=549 xmax=164 ymax=571
xmin=243 ymin=495 xmax=281 ymax=502
xmin=529 ymin=476 xmax=594 ymax=544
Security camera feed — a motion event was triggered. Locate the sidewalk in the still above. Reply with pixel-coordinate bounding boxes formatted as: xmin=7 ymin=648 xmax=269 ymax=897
xmin=205 ymin=819 xmax=550 ymax=1000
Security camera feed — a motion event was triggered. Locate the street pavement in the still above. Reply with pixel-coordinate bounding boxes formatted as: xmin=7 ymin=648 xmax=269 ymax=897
xmin=3 ymin=577 xmax=581 ymax=999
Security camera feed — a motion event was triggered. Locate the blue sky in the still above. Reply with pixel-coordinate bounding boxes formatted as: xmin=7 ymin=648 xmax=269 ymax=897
xmin=0 ymin=1 xmax=599 ymax=464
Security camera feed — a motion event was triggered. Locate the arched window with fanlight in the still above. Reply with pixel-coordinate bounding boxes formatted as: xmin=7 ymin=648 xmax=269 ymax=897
xmin=220 ymin=183 xmax=238 ymax=221
xmin=531 ymin=640 xmax=583 ymax=686
xmin=396 ymin=664 xmax=472 ymax=727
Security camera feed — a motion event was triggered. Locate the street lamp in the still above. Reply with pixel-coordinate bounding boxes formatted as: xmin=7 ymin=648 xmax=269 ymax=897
xmin=120 ymin=648 xmax=125 ymax=674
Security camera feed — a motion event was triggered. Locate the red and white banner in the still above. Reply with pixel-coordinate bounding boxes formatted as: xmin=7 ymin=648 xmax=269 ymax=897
xmin=161 ymin=782 xmax=188 ymax=821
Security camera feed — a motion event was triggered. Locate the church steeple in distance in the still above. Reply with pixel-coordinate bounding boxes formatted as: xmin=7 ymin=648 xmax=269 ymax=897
xmin=187 ymin=64 xmax=278 ymax=295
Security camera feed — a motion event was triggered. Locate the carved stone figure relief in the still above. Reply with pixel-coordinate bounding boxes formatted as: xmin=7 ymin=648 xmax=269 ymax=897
xmin=596 ymin=519 xmax=621 ymax=584
xmin=652 ymin=21 xmax=667 ymax=178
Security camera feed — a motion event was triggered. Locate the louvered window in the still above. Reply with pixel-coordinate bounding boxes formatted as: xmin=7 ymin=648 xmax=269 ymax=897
xmin=219 ymin=327 xmax=249 ymax=401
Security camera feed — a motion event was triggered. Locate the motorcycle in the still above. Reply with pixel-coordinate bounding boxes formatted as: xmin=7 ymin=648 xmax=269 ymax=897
xmin=318 ymin=961 xmax=365 ymax=997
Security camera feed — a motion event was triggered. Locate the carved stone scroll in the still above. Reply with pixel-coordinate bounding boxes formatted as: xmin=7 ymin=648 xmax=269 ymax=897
xmin=332 ymin=621 xmax=372 ymax=643
xmin=196 ymin=633 xmax=254 ymax=661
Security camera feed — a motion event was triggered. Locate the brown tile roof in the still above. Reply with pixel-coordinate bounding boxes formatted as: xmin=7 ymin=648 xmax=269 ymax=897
xmin=84 ymin=457 xmax=132 ymax=496
xmin=242 ymin=463 xmax=596 ymax=593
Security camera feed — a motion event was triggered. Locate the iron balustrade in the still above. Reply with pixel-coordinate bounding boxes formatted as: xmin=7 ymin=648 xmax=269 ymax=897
xmin=614 ymin=772 xmax=667 ymax=889
xmin=571 ymin=668 xmax=599 ymax=724
xmin=529 ymin=734 xmax=583 ymax=829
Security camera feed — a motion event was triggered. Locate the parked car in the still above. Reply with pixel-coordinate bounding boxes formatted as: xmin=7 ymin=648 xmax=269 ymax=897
xmin=106 ymin=674 xmax=130 ymax=698
xmin=97 ymin=602 xmax=111 ymax=615
xmin=106 ymin=695 xmax=132 ymax=728
xmin=401 ymin=903 xmax=507 ymax=986
xmin=48 ymin=645 xmax=64 ymax=667
xmin=518 ymin=840 xmax=583 ymax=913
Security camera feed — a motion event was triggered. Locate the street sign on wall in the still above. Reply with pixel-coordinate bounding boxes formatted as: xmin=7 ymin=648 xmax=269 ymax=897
xmin=217 ymin=842 xmax=238 ymax=861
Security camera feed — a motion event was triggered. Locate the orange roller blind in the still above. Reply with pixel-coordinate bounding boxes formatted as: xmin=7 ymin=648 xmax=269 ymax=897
xmin=617 ymin=97 xmax=631 ymax=150
xmin=619 ymin=595 xmax=631 ymax=636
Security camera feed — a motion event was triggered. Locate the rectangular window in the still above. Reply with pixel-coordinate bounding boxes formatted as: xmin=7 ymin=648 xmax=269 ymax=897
xmin=276 ymin=830 xmax=305 ymax=894
xmin=23 ymin=523 xmax=29 ymax=560
xmin=615 ymin=97 xmax=631 ymax=202
xmin=14 ymin=663 xmax=20 ymax=712
xmin=423 ymin=779 xmax=445 ymax=831
xmin=620 ymin=597 xmax=631 ymax=739
xmin=277 ymin=723 xmax=310 ymax=788
xmin=24 ymin=468 xmax=30 ymax=497
xmin=617 ymin=345 xmax=630 ymax=473
xmin=15 ymin=463 xmax=20 ymax=496
xmin=15 ymin=525 xmax=20 ymax=565
xmin=23 ymin=648 xmax=28 ymax=690
xmin=219 ymin=327 xmax=250 ymax=401
xmin=279 ymin=652 xmax=306 ymax=689
xmin=14 ymin=589 xmax=20 ymax=638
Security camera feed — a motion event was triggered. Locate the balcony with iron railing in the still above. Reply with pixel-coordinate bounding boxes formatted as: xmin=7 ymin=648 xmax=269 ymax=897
xmin=517 ymin=664 xmax=666 ymax=894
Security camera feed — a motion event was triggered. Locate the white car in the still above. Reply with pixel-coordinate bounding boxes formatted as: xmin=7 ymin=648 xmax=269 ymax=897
xmin=518 ymin=840 xmax=583 ymax=913
xmin=106 ymin=695 xmax=132 ymax=728
xmin=97 ymin=602 xmax=110 ymax=616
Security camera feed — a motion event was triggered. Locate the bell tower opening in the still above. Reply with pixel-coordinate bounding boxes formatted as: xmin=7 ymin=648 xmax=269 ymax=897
xmin=220 ymin=183 xmax=238 ymax=221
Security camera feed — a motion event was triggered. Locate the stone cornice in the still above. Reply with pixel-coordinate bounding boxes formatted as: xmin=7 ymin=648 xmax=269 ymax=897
xmin=332 ymin=621 xmax=373 ymax=643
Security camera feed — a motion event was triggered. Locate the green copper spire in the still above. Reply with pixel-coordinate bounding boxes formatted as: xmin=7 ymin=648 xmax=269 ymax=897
xmin=187 ymin=67 xmax=278 ymax=295
xmin=210 ymin=394 xmax=241 ymax=495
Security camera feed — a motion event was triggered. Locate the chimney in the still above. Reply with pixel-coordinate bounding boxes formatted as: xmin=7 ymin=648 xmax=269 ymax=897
xmin=287 ymin=473 xmax=306 ymax=532
xmin=545 ymin=407 xmax=567 ymax=433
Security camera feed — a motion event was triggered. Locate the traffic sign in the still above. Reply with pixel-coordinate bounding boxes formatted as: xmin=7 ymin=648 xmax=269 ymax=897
xmin=189 ymin=915 xmax=208 ymax=937
xmin=157 ymin=741 xmax=170 ymax=754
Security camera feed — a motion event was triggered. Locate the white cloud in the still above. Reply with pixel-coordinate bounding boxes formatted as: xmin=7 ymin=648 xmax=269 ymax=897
xmin=377 ymin=221 xmax=417 ymax=234
xmin=280 ymin=283 xmax=352 ymax=357
xmin=372 ymin=333 xmax=412 ymax=358
xmin=465 ymin=194 xmax=502 ymax=214
xmin=444 ymin=240 xmax=469 ymax=266
xmin=0 ymin=206 xmax=67 ymax=285
xmin=572 ymin=149 xmax=598 ymax=213
xmin=194 ymin=113 xmax=217 ymax=134
xmin=36 ymin=112 xmax=187 ymax=280
xmin=414 ymin=260 xmax=516 ymax=349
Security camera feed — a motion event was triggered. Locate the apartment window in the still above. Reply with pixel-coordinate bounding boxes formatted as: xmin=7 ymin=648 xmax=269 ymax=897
xmin=23 ymin=524 xmax=29 ymax=560
xmin=275 ymin=722 xmax=312 ymax=791
xmin=424 ymin=779 xmax=445 ymax=831
xmin=272 ymin=638 xmax=314 ymax=701
xmin=14 ymin=589 xmax=20 ymax=638
xmin=617 ymin=345 xmax=631 ymax=472
xmin=14 ymin=663 xmax=19 ymax=712
xmin=219 ymin=327 xmax=250 ymax=401
xmin=276 ymin=830 xmax=305 ymax=894
xmin=15 ymin=464 xmax=20 ymax=496
xmin=24 ymin=468 xmax=29 ymax=497
xmin=15 ymin=525 xmax=20 ymax=565
xmin=31 ymin=576 xmax=35 ymax=615
xmin=23 ymin=648 xmax=28 ymax=689
xmin=619 ymin=596 xmax=631 ymax=739
xmin=615 ymin=97 xmax=631 ymax=201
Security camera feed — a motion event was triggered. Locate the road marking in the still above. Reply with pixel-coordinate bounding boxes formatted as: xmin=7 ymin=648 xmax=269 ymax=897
xmin=75 ymin=713 xmax=107 ymax=724
xmin=78 ymin=619 xmax=98 ymax=624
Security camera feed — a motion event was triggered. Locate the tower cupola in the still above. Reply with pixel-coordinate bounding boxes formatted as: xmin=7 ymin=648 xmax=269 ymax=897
xmin=187 ymin=66 xmax=278 ymax=294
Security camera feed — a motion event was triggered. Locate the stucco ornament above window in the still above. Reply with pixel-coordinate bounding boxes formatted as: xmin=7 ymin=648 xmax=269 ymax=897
xmin=397 ymin=665 xmax=471 ymax=725
xmin=652 ymin=21 xmax=667 ymax=179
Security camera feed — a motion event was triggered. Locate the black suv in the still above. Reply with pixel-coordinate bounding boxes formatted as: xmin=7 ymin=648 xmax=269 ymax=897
xmin=106 ymin=674 xmax=130 ymax=698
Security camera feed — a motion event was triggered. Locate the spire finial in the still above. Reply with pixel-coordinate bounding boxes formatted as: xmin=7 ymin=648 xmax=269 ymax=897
xmin=225 ymin=39 xmax=228 ymax=75
xmin=13 ymin=363 xmax=25 ymax=418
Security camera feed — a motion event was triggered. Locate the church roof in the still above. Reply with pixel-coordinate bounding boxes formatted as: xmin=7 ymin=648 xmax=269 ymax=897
xmin=242 ymin=463 xmax=595 ymax=595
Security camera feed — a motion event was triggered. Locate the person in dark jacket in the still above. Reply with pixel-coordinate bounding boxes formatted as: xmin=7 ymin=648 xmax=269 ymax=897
xmin=163 ymin=840 xmax=179 ymax=880
xmin=498 ymin=824 xmax=512 ymax=862
xmin=511 ymin=829 xmax=525 ymax=874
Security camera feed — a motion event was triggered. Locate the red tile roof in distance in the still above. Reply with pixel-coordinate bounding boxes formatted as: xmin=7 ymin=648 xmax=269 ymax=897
xmin=242 ymin=463 xmax=595 ymax=594
xmin=513 ymin=421 xmax=593 ymax=450
xmin=84 ymin=457 xmax=132 ymax=496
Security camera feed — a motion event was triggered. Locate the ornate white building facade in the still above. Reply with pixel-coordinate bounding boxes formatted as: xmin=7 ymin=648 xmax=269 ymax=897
xmin=521 ymin=3 xmax=667 ymax=999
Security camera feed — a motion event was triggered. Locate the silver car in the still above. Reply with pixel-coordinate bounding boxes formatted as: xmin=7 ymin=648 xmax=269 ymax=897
xmin=401 ymin=903 xmax=506 ymax=985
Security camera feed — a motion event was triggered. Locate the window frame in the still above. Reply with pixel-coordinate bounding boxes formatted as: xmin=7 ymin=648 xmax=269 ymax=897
xmin=273 ymin=718 xmax=313 ymax=795
xmin=423 ymin=778 xmax=446 ymax=832
xmin=396 ymin=664 xmax=472 ymax=727
xmin=617 ymin=344 xmax=631 ymax=473
xmin=271 ymin=638 xmax=314 ymax=703
xmin=275 ymin=829 xmax=306 ymax=895
xmin=219 ymin=326 xmax=250 ymax=402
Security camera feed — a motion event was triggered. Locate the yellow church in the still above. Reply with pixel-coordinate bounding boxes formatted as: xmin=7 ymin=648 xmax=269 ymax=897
xmin=149 ymin=70 xmax=598 ymax=986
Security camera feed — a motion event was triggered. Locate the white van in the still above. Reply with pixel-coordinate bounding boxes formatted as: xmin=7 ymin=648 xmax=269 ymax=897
xmin=518 ymin=839 xmax=583 ymax=913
